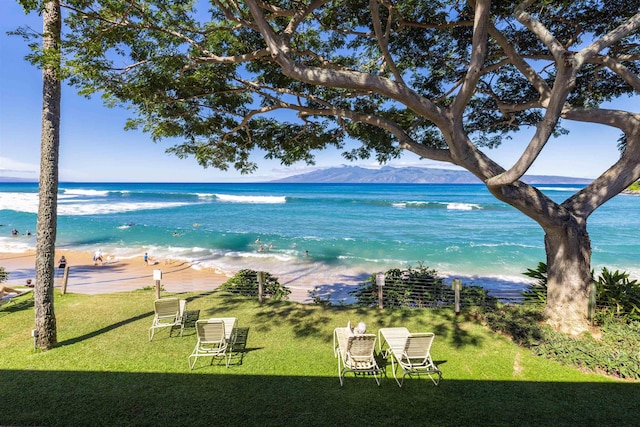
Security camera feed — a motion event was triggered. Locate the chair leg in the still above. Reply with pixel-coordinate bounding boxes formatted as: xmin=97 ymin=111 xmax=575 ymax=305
xmin=373 ymin=370 xmax=380 ymax=386
xmin=391 ymin=357 xmax=403 ymax=387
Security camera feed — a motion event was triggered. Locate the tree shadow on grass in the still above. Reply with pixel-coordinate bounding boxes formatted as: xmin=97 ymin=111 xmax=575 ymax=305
xmin=1 ymin=370 xmax=639 ymax=427
xmin=0 ymin=297 xmax=34 ymax=318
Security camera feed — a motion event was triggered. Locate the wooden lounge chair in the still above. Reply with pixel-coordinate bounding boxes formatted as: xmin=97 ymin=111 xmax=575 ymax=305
xmin=389 ymin=332 xmax=441 ymax=387
xmin=148 ymin=298 xmax=186 ymax=341
xmin=333 ymin=327 xmax=380 ymax=386
xmin=188 ymin=319 xmax=235 ymax=369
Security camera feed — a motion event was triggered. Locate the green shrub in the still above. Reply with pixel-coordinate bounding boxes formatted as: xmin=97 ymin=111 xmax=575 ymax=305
xmin=531 ymin=320 xmax=640 ymax=379
xmin=0 ymin=266 xmax=8 ymax=283
xmin=521 ymin=262 xmax=547 ymax=303
xmin=595 ymin=267 xmax=640 ymax=322
xmin=482 ymin=304 xmax=640 ymax=380
xmin=522 ymin=262 xmax=640 ymax=322
xmin=219 ymin=269 xmax=291 ymax=301
xmin=483 ymin=304 xmax=546 ymax=346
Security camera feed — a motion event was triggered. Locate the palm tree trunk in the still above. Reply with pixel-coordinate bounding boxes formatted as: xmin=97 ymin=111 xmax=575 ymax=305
xmin=34 ymin=0 xmax=61 ymax=349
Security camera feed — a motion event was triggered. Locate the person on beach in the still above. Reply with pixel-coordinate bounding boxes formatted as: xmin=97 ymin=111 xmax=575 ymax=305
xmin=58 ymin=256 xmax=67 ymax=274
xmin=144 ymin=252 xmax=149 ymax=265
xmin=0 ymin=286 xmax=21 ymax=299
xmin=93 ymin=249 xmax=103 ymax=265
xmin=11 ymin=228 xmax=19 ymax=236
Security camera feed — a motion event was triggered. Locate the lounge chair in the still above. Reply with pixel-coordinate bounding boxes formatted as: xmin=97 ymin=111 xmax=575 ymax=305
xmin=188 ymin=318 xmax=236 ymax=369
xmin=333 ymin=327 xmax=380 ymax=386
xmin=0 ymin=288 xmax=33 ymax=310
xmin=387 ymin=332 xmax=441 ymax=387
xmin=148 ymin=298 xmax=186 ymax=341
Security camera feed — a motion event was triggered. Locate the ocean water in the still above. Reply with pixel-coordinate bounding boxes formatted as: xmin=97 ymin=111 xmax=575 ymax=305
xmin=1 ymin=182 xmax=638 ymax=291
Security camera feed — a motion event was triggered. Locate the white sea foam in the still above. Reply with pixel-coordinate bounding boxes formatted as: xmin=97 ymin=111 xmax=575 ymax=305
xmin=215 ymin=193 xmax=286 ymax=204
xmin=195 ymin=193 xmax=216 ymax=199
xmin=0 ymin=192 xmax=40 ymax=213
xmin=0 ymin=237 xmax=35 ymax=253
xmin=443 ymin=202 xmax=482 ymax=210
xmin=56 ymin=201 xmax=190 ymax=215
xmin=61 ymin=189 xmax=110 ymax=197
xmin=393 ymin=201 xmax=429 ymax=209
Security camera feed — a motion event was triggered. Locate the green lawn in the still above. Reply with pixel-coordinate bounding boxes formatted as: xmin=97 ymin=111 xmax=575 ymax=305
xmin=1 ymin=290 xmax=638 ymax=426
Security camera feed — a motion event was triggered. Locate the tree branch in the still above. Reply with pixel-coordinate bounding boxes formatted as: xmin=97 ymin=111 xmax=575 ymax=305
xmin=370 ymin=0 xmax=404 ymax=83
xmin=576 ymin=12 xmax=640 ymax=66
xmin=237 ymin=78 xmax=454 ymax=163
xmin=244 ymin=0 xmax=448 ymax=128
xmin=450 ymin=0 xmax=490 ymax=118
xmin=486 ymin=23 xmax=551 ymax=100
xmin=514 ymin=0 xmax=566 ymax=63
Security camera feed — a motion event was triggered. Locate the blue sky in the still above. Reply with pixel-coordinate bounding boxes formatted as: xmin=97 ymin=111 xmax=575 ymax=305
xmin=0 ymin=3 xmax=631 ymax=183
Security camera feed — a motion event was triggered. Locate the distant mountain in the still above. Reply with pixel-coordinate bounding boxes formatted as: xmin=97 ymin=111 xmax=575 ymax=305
xmin=272 ymin=166 xmax=593 ymax=184
xmin=0 ymin=176 xmax=37 ymax=183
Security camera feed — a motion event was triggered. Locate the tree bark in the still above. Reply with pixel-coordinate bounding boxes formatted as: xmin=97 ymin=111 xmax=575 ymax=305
xmin=543 ymin=220 xmax=592 ymax=335
xmin=484 ymin=179 xmax=595 ymax=335
xmin=34 ymin=0 xmax=61 ymax=349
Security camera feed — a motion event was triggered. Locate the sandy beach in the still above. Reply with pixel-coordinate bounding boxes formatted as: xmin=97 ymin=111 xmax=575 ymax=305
xmin=0 ymin=249 xmax=321 ymax=303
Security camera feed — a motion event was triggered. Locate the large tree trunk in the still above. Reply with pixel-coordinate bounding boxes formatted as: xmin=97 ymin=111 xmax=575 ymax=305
xmin=484 ymin=180 xmax=597 ymax=335
xmin=34 ymin=0 xmax=61 ymax=349
xmin=543 ymin=220 xmax=592 ymax=335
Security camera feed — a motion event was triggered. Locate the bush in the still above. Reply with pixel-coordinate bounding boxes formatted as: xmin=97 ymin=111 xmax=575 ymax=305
xmin=521 ymin=262 xmax=547 ymax=304
xmin=483 ymin=304 xmax=546 ymax=346
xmin=595 ymin=267 xmax=640 ymax=322
xmin=482 ymin=304 xmax=640 ymax=380
xmin=219 ymin=269 xmax=291 ymax=301
xmin=0 ymin=266 xmax=8 ymax=283
xmin=531 ymin=319 xmax=640 ymax=379
xmin=522 ymin=262 xmax=640 ymax=322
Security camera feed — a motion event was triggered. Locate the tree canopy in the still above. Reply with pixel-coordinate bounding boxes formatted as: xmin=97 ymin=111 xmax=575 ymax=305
xmin=17 ymin=0 xmax=640 ymax=333
xmin=46 ymin=1 xmax=637 ymax=177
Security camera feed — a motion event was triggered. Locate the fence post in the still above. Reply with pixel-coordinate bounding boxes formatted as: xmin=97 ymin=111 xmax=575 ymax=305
xmin=376 ymin=272 xmax=385 ymax=309
xmin=257 ymin=271 xmax=265 ymax=303
xmin=453 ymin=279 xmax=462 ymax=315
xmin=60 ymin=266 xmax=69 ymax=295
xmin=153 ymin=269 xmax=162 ymax=300
xmin=588 ymin=280 xmax=597 ymax=324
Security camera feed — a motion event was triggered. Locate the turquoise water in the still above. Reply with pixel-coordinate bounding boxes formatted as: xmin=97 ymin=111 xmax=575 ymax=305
xmin=1 ymin=182 xmax=638 ymax=290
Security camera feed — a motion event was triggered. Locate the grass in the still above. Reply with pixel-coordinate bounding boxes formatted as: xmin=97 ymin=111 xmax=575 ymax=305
xmin=1 ymin=290 xmax=639 ymax=427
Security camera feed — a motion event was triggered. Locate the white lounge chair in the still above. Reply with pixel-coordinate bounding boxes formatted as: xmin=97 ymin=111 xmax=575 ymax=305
xmin=389 ymin=332 xmax=441 ymax=387
xmin=333 ymin=327 xmax=380 ymax=386
xmin=148 ymin=298 xmax=186 ymax=341
xmin=0 ymin=288 xmax=33 ymax=310
xmin=188 ymin=318 xmax=235 ymax=369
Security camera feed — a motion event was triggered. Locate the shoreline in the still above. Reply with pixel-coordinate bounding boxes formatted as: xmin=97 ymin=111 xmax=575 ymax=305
xmin=0 ymin=247 xmax=533 ymax=304
xmin=0 ymin=248 xmax=347 ymax=303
